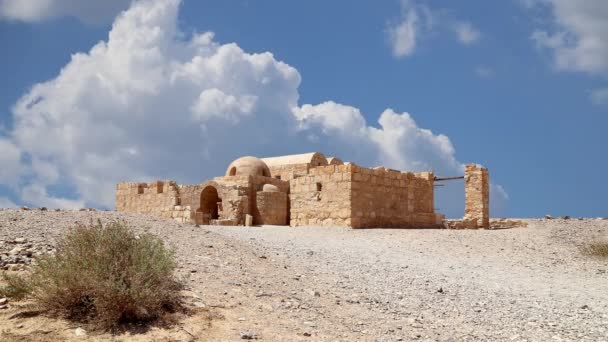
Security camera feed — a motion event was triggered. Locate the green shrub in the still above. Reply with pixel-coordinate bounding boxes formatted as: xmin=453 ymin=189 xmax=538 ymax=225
xmin=3 ymin=220 xmax=182 ymax=329
xmin=0 ymin=272 xmax=33 ymax=300
xmin=583 ymin=241 xmax=608 ymax=258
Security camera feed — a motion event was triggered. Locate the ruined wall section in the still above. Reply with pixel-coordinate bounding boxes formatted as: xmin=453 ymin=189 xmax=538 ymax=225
xmin=115 ymin=181 xmax=179 ymax=218
xmin=350 ymin=167 xmax=438 ymax=228
xmin=178 ymin=177 xmax=251 ymax=225
xmin=249 ymin=175 xmax=289 ymax=225
xmin=256 ymin=191 xmax=288 ymax=225
xmin=464 ymin=164 xmax=490 ymax=228
xmin=290 ymin=164 xmax=352 ymax=227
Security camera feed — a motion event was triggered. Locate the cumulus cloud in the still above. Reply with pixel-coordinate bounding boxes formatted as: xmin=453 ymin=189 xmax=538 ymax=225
xmin=529 ymin=0 xmax=608 ymax=75
xmin=590 ymin=88 xmax=608 ymax=105
xmin=453 ymin=21 xmax=481 ymax=45
xmin=0 ymin=0 xmax=132 ymax=24
xmin=1 ymin=0 xmax=506 ymax=216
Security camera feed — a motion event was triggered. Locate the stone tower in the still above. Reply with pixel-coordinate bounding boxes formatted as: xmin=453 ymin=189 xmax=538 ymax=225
xmin=464 ymin=164 xmax=489 ymax=229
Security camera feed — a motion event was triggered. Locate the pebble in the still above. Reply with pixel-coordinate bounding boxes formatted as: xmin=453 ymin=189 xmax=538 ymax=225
xmin=240 ymin=331 xmax=257 ymax=339
xmin=74 ymin=327 xmax=87 ymax=336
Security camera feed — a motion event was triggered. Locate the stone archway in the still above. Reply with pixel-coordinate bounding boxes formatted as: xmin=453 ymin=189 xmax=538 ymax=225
xmin=197 ymin=186 xmax=222 ymax=225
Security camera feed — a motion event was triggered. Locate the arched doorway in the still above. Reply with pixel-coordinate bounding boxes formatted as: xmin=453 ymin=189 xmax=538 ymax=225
xmin=197 ymin=186 xmax=221 ymax=225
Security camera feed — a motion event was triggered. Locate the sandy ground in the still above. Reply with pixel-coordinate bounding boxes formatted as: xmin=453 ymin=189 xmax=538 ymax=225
xmin=0 ymin=209 xmax=607 ymax=341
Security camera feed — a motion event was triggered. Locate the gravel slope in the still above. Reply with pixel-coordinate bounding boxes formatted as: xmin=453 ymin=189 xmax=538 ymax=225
xmin=1 ymin=209 xmax=607 ymax=341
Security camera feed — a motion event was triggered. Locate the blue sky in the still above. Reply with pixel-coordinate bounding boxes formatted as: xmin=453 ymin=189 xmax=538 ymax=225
xmin=0 ymin=0 xmax=606 ymax=218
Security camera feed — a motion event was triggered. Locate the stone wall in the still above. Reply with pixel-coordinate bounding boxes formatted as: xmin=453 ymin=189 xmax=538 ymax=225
xmin=463 ymin=164 xmax=490 ymax=228
xmin=267 ymin=163 xmax=310 ymax=182
xmin=289 ymin=164 xmax=440 ymax=228
xmin=350 ymin=166 xmax=438 ymax=228
xmin=256 ymin=191 xmax=288 ymax=225
xmin=249 ymin=176 xmax=290 ymax=224
xmin=115 ymin=181 xmax=179 ymax=218
xmin=290 ymin=164 xmax=353 ymax=227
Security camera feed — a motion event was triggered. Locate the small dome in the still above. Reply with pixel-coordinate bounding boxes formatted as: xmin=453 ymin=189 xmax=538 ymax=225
xmin=262 ymin=184 xmax=280 ymax=192
xmin=226 ymin=156 xmax=271 ymax=177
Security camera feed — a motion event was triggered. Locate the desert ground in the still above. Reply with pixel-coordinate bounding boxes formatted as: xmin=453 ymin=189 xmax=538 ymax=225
xmin=0 ymin=209 xmax=607 ymax=341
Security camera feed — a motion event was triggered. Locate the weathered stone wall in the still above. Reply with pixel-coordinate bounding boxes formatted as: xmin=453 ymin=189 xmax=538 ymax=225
xmin=267 ymin=164 xmax=310 ymax=181
xmin=350 ymin=166 xmax=438 ymax=228
xmin=290 ymin=164 xmax=353 ymax=227
xmin=289 ymin=164 xmax=440 ymax=228
xmin=249 ymin=176 xmax=290 ymax=225
xmin=163 ymin=177 xmax=251 ymax=225
xmin=256 ymin=191 xmax=288 ymax=225
xmin=464 ymin=164 xmax=490 ymax=228
xmin=115 ymin=181 xmax=179 ymax=218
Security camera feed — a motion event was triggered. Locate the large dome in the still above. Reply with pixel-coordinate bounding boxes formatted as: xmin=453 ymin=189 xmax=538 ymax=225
xmin=226 ymin=156 xmax=271 ymax=177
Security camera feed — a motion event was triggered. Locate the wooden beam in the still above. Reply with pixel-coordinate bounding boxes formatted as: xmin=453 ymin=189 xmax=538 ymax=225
xmin=434 ymin=176 xmax=465 ymax=181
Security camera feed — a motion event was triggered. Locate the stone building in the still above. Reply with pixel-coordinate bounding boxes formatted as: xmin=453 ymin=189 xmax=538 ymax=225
xmin=115 ymin=152 xmax=490 ymax=228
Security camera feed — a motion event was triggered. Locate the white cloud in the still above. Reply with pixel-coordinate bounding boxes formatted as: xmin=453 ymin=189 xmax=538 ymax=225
xmin=387 ymin=1 xmax=422 ymax=58
xmin=21 ymin=184 xmax=84 ymax=209
xmin=0 ymin=0 xmax=132 ymax=24
xmin=0 ymin=138 xmax=22 ymax=187
xmin=454 ymin=21 xmax=481 ymax=45
xmin=1 ymin=0 xmax=505 ymax=217
xmin=475 ymin=66 xmax=495 ymax=78
xmin=529 ymin=0 xmax=608 ymax=75
xmin=0 ymin=197 xmax=16 ymax=208
xmin=590 ymin=87 xmax=608 ymax=105
xmin=490 ymin=183 xmax=509 ymax=218
xmin=386 ymin=1 xmax=481 ymax=58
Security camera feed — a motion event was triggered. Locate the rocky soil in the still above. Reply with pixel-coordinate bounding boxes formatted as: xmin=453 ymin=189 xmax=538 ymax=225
xmin=0 ymin=209 xmax=607 ymax=341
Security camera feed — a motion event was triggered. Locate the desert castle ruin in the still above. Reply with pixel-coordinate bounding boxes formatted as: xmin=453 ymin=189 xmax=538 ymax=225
xmin=115 ymin=152 xmax=489 ymax=229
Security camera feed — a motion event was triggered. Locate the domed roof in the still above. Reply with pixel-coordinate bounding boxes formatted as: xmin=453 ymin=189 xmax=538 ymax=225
xmin=226 ymin=156 xmax=271 ymax=177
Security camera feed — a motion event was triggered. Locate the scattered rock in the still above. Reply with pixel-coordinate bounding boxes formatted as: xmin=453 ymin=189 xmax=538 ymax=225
xmin=0 ymin=298 xmax=7 ymax=305
xmin=581 ymin=304 xmax=590 ymax=310
xmin=74 ymin=327 xmax=87 ymax=336
xmin=240 ymin=331 xmax=257 ymax=339
xmin=545 ymin=215 xmax=553 ymax=219
xmin=437 ymin=287 xmax=444 ymax=293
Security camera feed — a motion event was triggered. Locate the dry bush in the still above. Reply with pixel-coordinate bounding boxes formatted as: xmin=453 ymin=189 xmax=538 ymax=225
xmin=0 ymin=272 xmax=33 ymax=300
xmin=2 ymin=220 xmax=182 ymax=329
xmin=583 ymin=241 xmax=608 ymax=258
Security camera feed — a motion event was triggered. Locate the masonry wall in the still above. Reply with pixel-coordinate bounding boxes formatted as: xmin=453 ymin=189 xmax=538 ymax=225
xmin=115 ymin=181 xmax=179 ymax=218
xmin=256 ymin=191 xmax=288 ymax=225
xmin=350 ymin=166 xmax=437 ymax=228
xmin=289 ymin=164 xmax=440 ymax=228
xmin=464 ymin=164 xmax=490 ymax=228
xmin=289 ymin=164 xmax=353 ymax=227
xmin=267 ymin=164 xmax=310 ymax=182
xmin=249 ymin=176 xmax=290 ymax=225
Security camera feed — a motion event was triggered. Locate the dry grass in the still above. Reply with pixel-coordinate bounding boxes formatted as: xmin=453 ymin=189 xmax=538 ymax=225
xmin=583 ymin=241 xmax=608 ymax=258
xmin=1 ymin=220 xmax=183 ymax=329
